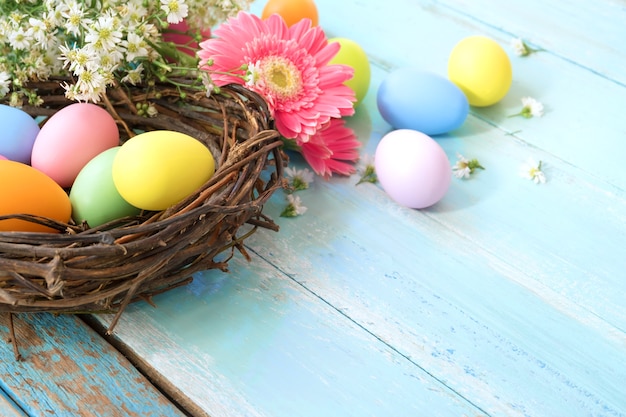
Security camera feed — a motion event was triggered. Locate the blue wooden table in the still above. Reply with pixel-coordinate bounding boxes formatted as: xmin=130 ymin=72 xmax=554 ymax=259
xmin=2 ymin=0 xmax=626 ymax=416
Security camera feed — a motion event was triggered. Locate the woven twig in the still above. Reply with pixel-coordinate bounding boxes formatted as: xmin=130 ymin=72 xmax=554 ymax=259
xmin=0 ymin=80 xmax=285 ymax=330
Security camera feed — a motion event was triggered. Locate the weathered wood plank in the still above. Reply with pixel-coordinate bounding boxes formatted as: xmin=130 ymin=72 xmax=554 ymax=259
xmin=285 ymin=0 xmax=626 ymax=338
xmin=64 ymin=0 xmax=626 ymax=417
xmin=227 ymin=35 xmax=626 ymax=415
xmin=433 ymin=0 xmax=626 ymax=86
xmin=296 ymin=0 xmax=626 ymax=190
xmin=346 ymin=78 xmax=626 ymax=337
xmin=0 ymin=313 xmax=186 ymax=417
xmin=81 ymin=1 xmax=626 ymax=417
xmin=196 ymin=2 xmax=625 ymax=415
xmin=94 ymin=255 xmax=489 ymax=417
xmin=0 ymin=390 xmax=26 ymax=417
xmin=245 ymin=164 xmax=626 ymax=417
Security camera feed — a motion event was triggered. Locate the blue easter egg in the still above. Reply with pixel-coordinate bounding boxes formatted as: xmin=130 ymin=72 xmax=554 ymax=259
xmin=0 ymin=104 xmax=40 ymax=164
xmin=376 ymin=68 xmax=469 ymax=135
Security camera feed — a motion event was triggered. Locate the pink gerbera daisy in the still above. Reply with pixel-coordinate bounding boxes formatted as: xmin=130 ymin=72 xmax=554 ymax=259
xmin=300 ymin=118 xmax=361 ymax=178
xmin=197 ymin=11 xmax=356 ymax=143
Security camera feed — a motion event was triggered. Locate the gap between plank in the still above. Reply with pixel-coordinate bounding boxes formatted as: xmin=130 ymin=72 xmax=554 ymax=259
xmin=0 ymin=386 xmax=29 ymax=417
xmin=79 ymin=314 xmax=209 ymax=417
xmin=245 ymin=245 xmax=494 ymax=417
xmin=431 ymin=0 xmax=626 ymax=89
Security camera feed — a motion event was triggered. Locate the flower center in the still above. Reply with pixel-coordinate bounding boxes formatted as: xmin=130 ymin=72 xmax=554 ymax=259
xmin=259 ymin=56 xmax=302 ymax=99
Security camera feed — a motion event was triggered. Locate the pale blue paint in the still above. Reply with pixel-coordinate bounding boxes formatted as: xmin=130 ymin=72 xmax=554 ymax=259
xmin=298 ymin=0 xmax=626 ymax=190
xmin=92 ymin=0 xmax=626 ymax=416
xmin=3 ymin=0 xmax=626 ymax=416
xmin=0 ymin=313 xmax=185 ymax=417
xmin=1 ymin=390 xmax=27 ymax=417
xmin=100 ymin=257 xmax=488 ymax=417
xmin=432 ymin=0 xmax=626 ymax=86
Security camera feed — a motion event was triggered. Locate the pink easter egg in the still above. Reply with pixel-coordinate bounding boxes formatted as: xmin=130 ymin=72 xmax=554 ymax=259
xmin=31 ymin=103 xmax=119 ymax=188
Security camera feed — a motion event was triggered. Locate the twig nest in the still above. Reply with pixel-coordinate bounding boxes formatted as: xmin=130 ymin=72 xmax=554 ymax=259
xmin=0 ymin=80 xmax=285 ymax=333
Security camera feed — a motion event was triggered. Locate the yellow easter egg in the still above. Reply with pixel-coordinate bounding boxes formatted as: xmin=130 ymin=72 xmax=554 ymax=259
xmin=112 ymin=131 xmax=215 ymax=211
xmin=447 ymin=36 xmax=512 ymax=107
xmin=328 ymin=37 xmax=371 ymax=106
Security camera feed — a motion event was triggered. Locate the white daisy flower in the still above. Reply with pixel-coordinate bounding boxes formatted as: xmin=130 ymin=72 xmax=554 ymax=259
xmin=73 ymin=68 xmax=107 ymax=102
xmin=521 ymin=97 xmax=544 ymax=117
xmin=122 ymin=32 xmax=149 ymax=62
xmin=511 ymin=38 xmax=528 ymax=56
xmin=452 ymin=153 xmax=484 ymax=179
xmin=161 ymin=0 xmax=189 ymax=24
xmin=285 ymin=166 xmax=314 ymax=191
xmin=26 ymin=18 xmax=48 ymax=45
xmin=520 ymin=158 xmax=546 ymax=184
xmin=281 ymin=194 xmax=308 ymax=217
xmin=8 ymin=27 xmax=31 ymax=50
xmin=61 ymin=2 xmax=92 ymax=36
xmin=121 ymin=64 xmax=145 ymax=86
xmin=245 ymin=62 xmax=261 ymax=87
xmin=510 ymin=37 xmax=543 ymax=57
xmin=509 ymin=97 xmax=544 ymax=118
xmin=0 ymin=71 xmax=11 ymax=98
xmin=85 ymin=15 xmax=123 ymax=52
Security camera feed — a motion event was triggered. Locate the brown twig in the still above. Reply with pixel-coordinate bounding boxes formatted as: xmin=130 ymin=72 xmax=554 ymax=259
xmin=9 ymin=313 xmax=22 ymax=361
xmin=0 ymin=79 xmax=285 ymax=328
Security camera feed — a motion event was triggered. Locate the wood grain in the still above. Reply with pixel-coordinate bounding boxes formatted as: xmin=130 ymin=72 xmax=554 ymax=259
xmin=96 ymin=255 xmax=489 ymax=417
xmin=0 ymin=313 xmax=186 ymax=417
xmin=0 ymin=390 xmax=26 ymax=417
xmin=90 ymin=0 xmax=626 ymax=416
xmin=7 ymin=0 xmax=623 ymax=416
xmin=432 ymin=0 xmax=626 ymax=85
xmin=312 ymin=0 xmax=626 ymax=189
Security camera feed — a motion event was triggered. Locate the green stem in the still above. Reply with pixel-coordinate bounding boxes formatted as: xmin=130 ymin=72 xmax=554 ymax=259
xmin=281 ymin=138 xmax=301 ymax=152
xmin=468 ymin=159 xmax=485 ymax=171
xmin=148 ymin=39 xmax=199 ymax=69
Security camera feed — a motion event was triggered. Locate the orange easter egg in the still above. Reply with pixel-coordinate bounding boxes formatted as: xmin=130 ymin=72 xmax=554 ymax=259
xmin=0 ymin=160 xmax=71 ymax=233
xmin=261 ymin=0 xmax=319 ymax=27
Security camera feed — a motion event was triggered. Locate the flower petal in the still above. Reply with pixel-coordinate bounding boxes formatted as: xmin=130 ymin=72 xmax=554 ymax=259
xmin=198 ymin=11 xmax=357 ymax=155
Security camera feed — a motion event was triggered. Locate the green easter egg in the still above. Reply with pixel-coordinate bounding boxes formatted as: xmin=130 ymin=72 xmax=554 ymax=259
xmin=70 ymin=147 xmax=141 ymax=228
xmin=329 ymin=37 xmax=371 ymax=106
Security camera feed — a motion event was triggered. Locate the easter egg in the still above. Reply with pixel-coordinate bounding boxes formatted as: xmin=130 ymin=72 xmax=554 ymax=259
xmin=31 ymin=103 xmax=119 ymax=188
xmin=70 ymin=147 xmax=141 ymax=228
xmin=261 ymin=0 xmax=319 ymax=27
xmin=0 ymin=104 xmax=40 ymax=164
xmin=375 ymin=129 xmax=451 ymax=209
xmin=112 ymin=131 xmax=215 ymax=211
xmin=377 ymin=68 xmax=469 ymax=135
xmin=0 ymin=160 xmax=71 ymax=233
xmin=329 ymin=37 xmax=371 ymax=106
xmin=447 ymin=35 xmax=512 ymax=107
